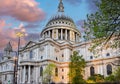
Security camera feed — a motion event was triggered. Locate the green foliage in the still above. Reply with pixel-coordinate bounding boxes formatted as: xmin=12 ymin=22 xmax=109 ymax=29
xmin=84 ymin=0 xmax=120 ymax=51
xmin=69 ymin=51 xmax=86 ymax=84
xmin=87 ymin=74 xmax=105 ymax=83
xmin=105 ymin=67 xmax=120 ymax=82
xmin=114 ymin=67 xmax=120 ymax=82
xmin=105 ymin=75 xmax=115 ymax=82
xmin=43 ymin=63 xmax=56 ymax=83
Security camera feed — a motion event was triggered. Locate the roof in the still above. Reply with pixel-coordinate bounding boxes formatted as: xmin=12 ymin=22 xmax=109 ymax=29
xmin=4 ymin=42 xmax=13 ymax=52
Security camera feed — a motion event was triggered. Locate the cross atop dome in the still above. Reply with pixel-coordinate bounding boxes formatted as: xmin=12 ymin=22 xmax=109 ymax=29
xmin=58 ymin=0 xmax=64 ymax=12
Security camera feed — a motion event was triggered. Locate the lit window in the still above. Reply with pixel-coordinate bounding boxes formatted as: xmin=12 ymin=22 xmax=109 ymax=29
xmin=107 ymin=64 xmax=112 ymax=75
xmin=90 ymin=66 xmax=95 ymax=76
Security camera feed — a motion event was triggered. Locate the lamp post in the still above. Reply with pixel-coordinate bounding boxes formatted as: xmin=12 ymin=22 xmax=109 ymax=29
xmin=14 ymin=32 xmax=24 ymax=84
xmin=13 ymin=55 xmax=18 ymax=84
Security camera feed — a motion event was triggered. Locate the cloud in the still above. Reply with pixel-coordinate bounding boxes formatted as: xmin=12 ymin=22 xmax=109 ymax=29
xmin=0 ymin=20 xmax=27 ymax=51
xmin=65 ymin=0 xmax=97 ymax=12
xmin=0 ymin=0 xmax=45 ymax=22
xmin=76 ymin=20 xmax=85 ymax=33
xmin=85 ymin=0 xmax=98 ymax=12
xmin=65 ymin=0 xmax=82 ymax=5
xmin=0 ymin=20 xmax=40 ymax=51
xmin=25 ymin=33 xmax=39 ymax=41
xmin=24 ymin=24 xmax=39 ymax=29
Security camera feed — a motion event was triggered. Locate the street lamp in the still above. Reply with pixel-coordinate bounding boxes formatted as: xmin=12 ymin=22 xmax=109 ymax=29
xmin=16 ymin=32 xmax=25 ymax=56
xmin=13 ymin=32 xmax=25 ymax=84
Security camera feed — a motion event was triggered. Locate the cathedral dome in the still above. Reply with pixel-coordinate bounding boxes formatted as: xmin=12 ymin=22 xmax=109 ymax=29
xmin=40 ymin=0 xmax=81 ymax=43
xmin=45 ymin=14 xmax=76 ymax=28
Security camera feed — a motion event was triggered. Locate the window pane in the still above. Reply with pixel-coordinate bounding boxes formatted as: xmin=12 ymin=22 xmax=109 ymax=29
xmin=107 ymin=64 xmax=112 ymax=75
xmin=90 ymin=66 xmax=95 ymax=76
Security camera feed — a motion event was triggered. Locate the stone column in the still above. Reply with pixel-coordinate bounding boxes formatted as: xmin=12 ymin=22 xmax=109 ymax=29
xmin=65 ymin=29 xmax=67 ymax=40
xmin=49 ymin=31 xmax=50 ymax=38
xmin=17 ymin=68 xmax=20 ymax=83
xmin=78 ymin=35 xmax=80 ymax=42
xmin=23 ymin=66 xmax=26 ymax=83
xmin=61 ymin=29 xmax=63 ymax=40
xmin=45 ymin=32 xmax=47 ymax=38
xmin=56 ymin=29 xmax=58 ymax=39
xmin=75 ymin=34 xmax=77 ymax=42
xmin=52 ymin=30 xmax=54 ymax=39
xmin=69 ymin=31 xmax=72 ymax=41
xmin=19 ymin=68 xmax=21 ymax=83
xmin=28 ymin=66 xmax=31 ymax=83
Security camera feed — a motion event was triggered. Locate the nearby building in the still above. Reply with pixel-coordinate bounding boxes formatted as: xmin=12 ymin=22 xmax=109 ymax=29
xmin=0 ymin=42 xmax=16 ymax=84
xmin=0 ymin=0 xmax=120 ymax=84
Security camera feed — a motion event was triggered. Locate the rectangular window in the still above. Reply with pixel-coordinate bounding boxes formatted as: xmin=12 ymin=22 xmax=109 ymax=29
xmin=30 ymin=50 xmax=33 ymax=59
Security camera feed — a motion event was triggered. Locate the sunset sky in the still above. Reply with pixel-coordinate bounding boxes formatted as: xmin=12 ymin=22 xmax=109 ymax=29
xmin=0 ymin=0 xmax=97 ymax=52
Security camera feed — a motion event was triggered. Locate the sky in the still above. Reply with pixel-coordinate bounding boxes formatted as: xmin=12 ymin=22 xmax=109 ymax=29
xmin=0 ymin=0 xmax=98 ymax=52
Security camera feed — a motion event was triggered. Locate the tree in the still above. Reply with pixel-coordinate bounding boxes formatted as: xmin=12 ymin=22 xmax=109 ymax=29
xmin=69 ymin=51 xmax=86 ymax=84
xmin=114 ymin=67 xmax=120 ymax=82
xmin=105 ymin=74 xmax=115 ymax=82
xmin=105 ymin=67 xmax=120 ymax=83
xmin=87 ymin=74 xmax=104 ymax=83
xmin=43 ymin=63 xmax=56 ymax=84
xmin=84 ymin=0 xmax=120 ymax=51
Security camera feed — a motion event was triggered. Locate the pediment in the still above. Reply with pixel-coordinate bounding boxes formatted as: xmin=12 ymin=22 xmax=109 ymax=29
xmin=23 ymin=41 xmax=36 ymax=50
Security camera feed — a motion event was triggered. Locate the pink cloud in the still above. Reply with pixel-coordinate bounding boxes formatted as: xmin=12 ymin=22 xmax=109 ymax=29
xmin=0 ymin=0 xmax=45 ymax=22
xmin=0 ymin=20 xmax=27 ymax=51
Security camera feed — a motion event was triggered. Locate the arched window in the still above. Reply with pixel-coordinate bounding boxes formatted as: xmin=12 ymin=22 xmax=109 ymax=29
xmin=107 ymin=64 xmax=112 ymax=75
xmin=40 ymin=67 xmax=43 ymax=76
xmin=90 ymin=66 xmax=95 ymax=76
xmin=55 ymin=68 xmax=58 ymax=76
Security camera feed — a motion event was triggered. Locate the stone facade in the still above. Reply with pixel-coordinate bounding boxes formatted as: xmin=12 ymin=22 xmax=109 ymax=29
xmin=0 ymin=42 xmax=16 ymax=84
xmin=0 ymin=0 xmax=120 ymax=84
xmin=18 ymin=0 xmax=120 ymax=84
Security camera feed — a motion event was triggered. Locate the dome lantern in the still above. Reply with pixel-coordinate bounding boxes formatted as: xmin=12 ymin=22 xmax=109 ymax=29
xmin=58 ymin=0 xmax=64 ymax=12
